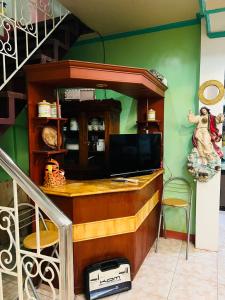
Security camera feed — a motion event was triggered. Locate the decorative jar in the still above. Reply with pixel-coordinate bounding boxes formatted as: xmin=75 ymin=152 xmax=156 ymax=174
xmin=51 ymin=102 xmax=61 ymax=118
xmin=38 ymin=100 xmax=51 ymax=117
xmin=147 ymin=109 xmax=156 ymax=121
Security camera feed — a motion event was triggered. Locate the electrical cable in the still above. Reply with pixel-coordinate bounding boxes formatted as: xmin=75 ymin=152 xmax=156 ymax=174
xmin=95 ymin=31 xmax=107 ymax=99
xmin=163 ymin=160 xmax=173 ymax=183
xmin=95 ymin=31 xmax=106 ymax=64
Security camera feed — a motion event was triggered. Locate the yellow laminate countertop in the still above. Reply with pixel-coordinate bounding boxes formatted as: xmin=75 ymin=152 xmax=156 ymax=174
xmin=41 ymin=169 xmax=163 ymax=197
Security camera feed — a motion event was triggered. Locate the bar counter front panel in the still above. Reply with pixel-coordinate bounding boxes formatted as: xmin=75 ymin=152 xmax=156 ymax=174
xmin=42 ymin=170 xmax=163 ymax=293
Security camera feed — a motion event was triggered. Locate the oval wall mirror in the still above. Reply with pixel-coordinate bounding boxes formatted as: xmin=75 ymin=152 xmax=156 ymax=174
xmin=199 ymin=80 xmax=224 ymax=105
xmin=203 ymin=85 xmax=219 ymax=100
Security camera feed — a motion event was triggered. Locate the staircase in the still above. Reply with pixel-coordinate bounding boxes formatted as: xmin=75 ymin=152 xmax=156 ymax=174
xmin=0 ymin=5 xmax=92 ymax=134
xmin=0 ymin=147 xmax=74 ymax=299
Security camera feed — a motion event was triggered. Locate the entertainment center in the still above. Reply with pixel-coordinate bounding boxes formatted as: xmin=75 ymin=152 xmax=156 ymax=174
xmin=25 ymin=60 xmax=167 ymax=292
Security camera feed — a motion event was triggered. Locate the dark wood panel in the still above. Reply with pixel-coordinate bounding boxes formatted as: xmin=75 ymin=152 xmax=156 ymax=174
xmin=50 ymin=195 xmax=74 ymax=220
xmin=71 ymin=174 xmax=162 ymax=223
xmin=133 ymin=202 xmax=160 ymax=273
xmin=49 ymin=174 xmax=163 ymax=223
xmin=73 ymin=233 xmax=134 ymax=293
xmin=72 ymin=202 xmax=160 ymax=293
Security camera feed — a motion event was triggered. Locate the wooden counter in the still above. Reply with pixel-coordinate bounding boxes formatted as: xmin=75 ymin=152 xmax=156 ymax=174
xmin=42 ymin=170 xmax=163 ymax=293
xmin=42 ymin=169 xmax=163 ymax=197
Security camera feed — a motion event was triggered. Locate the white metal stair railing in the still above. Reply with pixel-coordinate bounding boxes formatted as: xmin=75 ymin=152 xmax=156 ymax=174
xmin=0 ymin=148 xmax=74 ymax=300
xmin=0 ymin=0 xmax=70 ymax=91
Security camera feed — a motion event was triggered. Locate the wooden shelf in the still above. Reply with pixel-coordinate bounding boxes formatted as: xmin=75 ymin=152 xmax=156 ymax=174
xmin=68 ymin=130 xmax=79 ymax=132
xmin=32 ymin=149 xmax=68 ymax=155
xmin=35 ymin=117 xmax=68 ymax=122
xmin=88 ymin=151 xmax=105 ymax=154
xmin=25 ymin=60 xmax=167 ymax=99
xmin=137 ymin=120 xmax=161 ymax=124
xmin=137 ymin=120 xmax=161 ymax=131
xmin=147 ymin=119 xmax=161 ymax=123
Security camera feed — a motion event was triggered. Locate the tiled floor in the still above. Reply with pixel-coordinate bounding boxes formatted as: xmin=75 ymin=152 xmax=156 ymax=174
xmin=2 ymin=211 xmax=225 ymax=299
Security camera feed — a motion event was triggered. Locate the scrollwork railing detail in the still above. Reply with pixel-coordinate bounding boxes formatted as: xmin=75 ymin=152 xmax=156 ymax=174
xmin=0 ymin=17 xmax=15 ymax=57
xmin=0 ymin=114 xmax=74 ymax=296
xmin=0 ymin=208 xmax=17 ymax=272
xmin=0 ymin=0 xmax=69 ymax=90
xmin=21 ymin=254 xmax=60 ymax=300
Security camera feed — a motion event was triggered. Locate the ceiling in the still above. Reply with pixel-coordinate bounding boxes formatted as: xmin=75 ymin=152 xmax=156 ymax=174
xmin=206 ymin=0 xmax=225 ymax=10
xmin=59 ymin=0 xmax=199 ymax=36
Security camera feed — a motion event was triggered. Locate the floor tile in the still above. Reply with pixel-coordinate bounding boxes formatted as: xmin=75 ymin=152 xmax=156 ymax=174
xmin=176 ymin=249 xmax=218 ymax=283
xmin=38 ymin=283 xmax=59 ymax=297
xmin=143 ymin=251 xmax=179 ymax=273
xmin=218 ymin=283 xmax=225 ymax=300
xmin=154 ymin=238 xmax=182 ymax=254
xmin=133 ymin=264 xmax=174 ymax=298
xmin=180 ymin=241 xmax=214 ymax=258
xmin=168 ymin=273 xmax=218 ymax=300
xmin=117 ymin=289 xmax=166 ymax=300
xmin=218 ymin=258 xmax=225 ymax=286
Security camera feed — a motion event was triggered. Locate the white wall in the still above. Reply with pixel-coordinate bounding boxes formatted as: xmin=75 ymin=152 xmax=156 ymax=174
xmin=196 ymin=19 xmax=225 ymax=251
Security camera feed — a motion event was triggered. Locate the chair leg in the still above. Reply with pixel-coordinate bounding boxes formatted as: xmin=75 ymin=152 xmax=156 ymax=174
xmin=155 ymin=206 xmax=163 ymax=253
xmin=185 ymin=208 xmax=190 ymax=260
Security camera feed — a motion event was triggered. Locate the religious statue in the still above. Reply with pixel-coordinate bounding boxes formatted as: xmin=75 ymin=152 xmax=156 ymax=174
xmin=187 ymin=106 xmax=224 ymax=182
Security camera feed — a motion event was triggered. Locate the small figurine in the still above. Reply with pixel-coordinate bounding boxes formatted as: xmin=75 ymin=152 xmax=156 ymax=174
xmin=187 ymin=107 xmax=224 ymax=182
xmin=43 ymin=158 xmax=66 ymax=187
xmin=149 ymin=69 xmax=168 ymax=86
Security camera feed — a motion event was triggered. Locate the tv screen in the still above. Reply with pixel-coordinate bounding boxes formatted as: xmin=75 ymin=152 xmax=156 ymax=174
xmin=109 ymin=133 xmax=161 ymax=177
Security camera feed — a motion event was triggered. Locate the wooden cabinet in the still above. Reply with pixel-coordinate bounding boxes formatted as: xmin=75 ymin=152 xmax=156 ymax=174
xmin=25 ymin=60 xmax=167 ymax=293
xmin=61 ymin=99 xmax=121 ymax=179
xmin=25 ymin=60 xmax=167 ymax=185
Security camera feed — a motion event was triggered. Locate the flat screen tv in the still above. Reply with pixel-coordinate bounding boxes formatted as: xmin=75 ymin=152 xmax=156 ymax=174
xmin=109 ymin=133 xmax=161 ymax=177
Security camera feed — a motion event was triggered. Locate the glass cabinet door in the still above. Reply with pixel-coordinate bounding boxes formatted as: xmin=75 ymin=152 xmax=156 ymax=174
xmin=63 ymin=117 xmax=80 ymax=167
xmin=87 ymin=116 xmax=105 ymax=168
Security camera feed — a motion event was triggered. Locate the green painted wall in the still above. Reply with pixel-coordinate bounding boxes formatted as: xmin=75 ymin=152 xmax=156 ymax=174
xmin=66 ymin=24 xmax=201 ymax=234
xmin=0 ymin=108 xmax=29 ymax=181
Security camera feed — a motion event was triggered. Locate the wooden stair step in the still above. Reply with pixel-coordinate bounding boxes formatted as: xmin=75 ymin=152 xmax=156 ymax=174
xmin=45 ymin=38 xmax=69 ymax=50
xmin=29 ymin=52 xmax=55 ymax=64
xmin=8 ymin=91 xmax=26 ymax=100
xmin=0 ymin=91 xmax=26 ymax=125
xmin=0 ymin=91 xmax=26 ymax=100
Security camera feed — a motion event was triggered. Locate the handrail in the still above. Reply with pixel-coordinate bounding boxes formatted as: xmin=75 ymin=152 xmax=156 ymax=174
xmin=0 ymin=149 xmax=71 ymax=226
xmin=0 ymin=148 xmax=74 ymax=299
